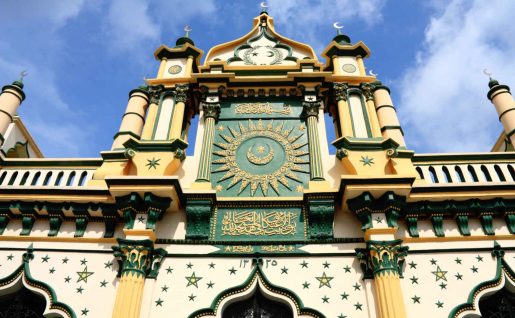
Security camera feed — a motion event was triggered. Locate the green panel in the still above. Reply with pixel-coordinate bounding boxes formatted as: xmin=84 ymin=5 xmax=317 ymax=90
xmin=212 ymin=206 xmax=306 ymax=241
xmin=212 ymin=100 xmax=310 ymax=198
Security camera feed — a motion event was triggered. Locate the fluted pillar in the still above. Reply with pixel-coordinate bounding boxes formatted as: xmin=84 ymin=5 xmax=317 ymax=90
xmin=168 ymin=84 xmax=189 ymax=140
xmin=195 ymin=97 xmax=220 ymax=182
xmin=141 ymin=85 xmax=163 ymax=140
xmin=0 ymin=80 xmax=25 ymax=144
xmin=112 ymin=239 xmax=165 ymax=318
xmin=361 ymin=83 xmax=382 ymax=137
xmin=302 ymin=97 xmax=324 ymax=181
xmin=488 ymin=79 xmax=515 ymax=146
xmin=356 ymin=240 xmax=409 ymax=318
xmin=112 ymin=87 xmax=149 ymax=150
xmin=333 ymin=83 xmax=353 ymax=137
xmin=372 ymin=82 xmax=406 ymax=148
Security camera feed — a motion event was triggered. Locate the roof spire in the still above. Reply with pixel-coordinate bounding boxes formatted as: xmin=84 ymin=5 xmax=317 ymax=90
xmin=184 ymin=25 xmax=192 ymax=38
xmin=12 ymin=70 xmax=28 ymax=88
xmin=331 ymin=22 xmax=351 ymax=45
xmin=175 ymin=25 xmax=195 ymax=46
xmin=333 ymin=22 xmax=343 ymax=35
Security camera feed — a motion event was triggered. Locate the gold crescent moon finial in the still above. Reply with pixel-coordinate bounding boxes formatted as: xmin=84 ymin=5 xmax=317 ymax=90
xmin=483 ymin=68 xmax=493 ymax=79
xmin=369 ymin=69 xmax=377 ymax=77
xmin=333 ymin=22 xmax=343 ymax=35
xmin=184 ymin=25 xmax=192 ymax=38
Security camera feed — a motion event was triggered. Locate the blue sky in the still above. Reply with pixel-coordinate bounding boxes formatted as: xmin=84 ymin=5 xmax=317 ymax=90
xmin=1 ymin=0 xmax=513 ymax=158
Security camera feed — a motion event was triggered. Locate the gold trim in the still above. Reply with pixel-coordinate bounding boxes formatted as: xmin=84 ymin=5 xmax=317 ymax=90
xmin=123 ymin=229 xmax=156 ymax=241
xmin=365 ymin=227 xmax=397 ymax=241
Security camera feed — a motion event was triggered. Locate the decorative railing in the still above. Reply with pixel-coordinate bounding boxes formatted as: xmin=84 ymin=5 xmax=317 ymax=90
xmin=413 ymin=153 xmax=515 ymax=185
xmin=0 ymin=159 xmax=102 ymax=188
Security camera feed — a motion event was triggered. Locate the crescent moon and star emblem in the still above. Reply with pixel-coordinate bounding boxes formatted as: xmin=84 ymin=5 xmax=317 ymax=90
xmin=246 ymin=144 xmax=275 ymax=165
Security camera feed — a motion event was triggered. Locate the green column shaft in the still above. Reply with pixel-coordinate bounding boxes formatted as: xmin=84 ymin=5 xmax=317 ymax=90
xmin=307 ymin=115 xmax=324 ymax=180
xmin=196 ymin=116 xmax=215 ymax=182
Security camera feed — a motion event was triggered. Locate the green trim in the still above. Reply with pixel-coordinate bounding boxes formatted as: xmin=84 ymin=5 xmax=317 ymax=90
xmin=188 ymin=264 xmax=324 ymax=318
xmin=456 ymin=214 xmax=470 ymax=236
xmin=150 ymin=90 xmax=167 ymax=139
xmin=123 ymin=136 xmax=188 ymax=152
xmin=372 ymin=83 xmax=391 ymax=94
xmin=449 ymin=242 xmax=515 ymax=318
xmin=122 ymin=111 xmax=145 ymax=122
xmin=0 ymin=245 xmax=76 ymax=317
xmin=380 ymin=125 xmax=404 ymax=136
xmin=1 ymin=84 xmax=25 ymax=101
xmin=112 ymin=130 xmax=140 ymax=141
xmin=347 ymin=191 xmax=406 ymax=231
xmin=430 ymin=215 xmax=444 ymax=237
xmin=332 ymin=136 xmax=399 ymax=151
xmin=0 ymin=109 xmax=13 ymax=121
xmin=498 ymin=107 xmax=515 ymax=121
xmin=506 ymin=127 xmax=515 ymax=139
xmin=375 ymin=104 xmax=396 ymax=112
xmin=487 ymin=84 xmax=510 ymax=100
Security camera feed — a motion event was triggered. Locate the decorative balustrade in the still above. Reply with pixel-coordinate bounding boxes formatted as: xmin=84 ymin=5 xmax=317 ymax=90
xmin=413 ymin=153 xmax=515 ymax=185
xmin=0 ymin=159 xmax=101 ymax=188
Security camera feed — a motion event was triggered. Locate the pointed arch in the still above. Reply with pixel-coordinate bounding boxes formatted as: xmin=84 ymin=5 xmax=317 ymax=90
xmin=189 ymin=266 xmax=324 ymax=318
xmin=0 ymin=246 xmax=75 ymax=318
xmin=449 ymin=243 xmax=515 ymax=318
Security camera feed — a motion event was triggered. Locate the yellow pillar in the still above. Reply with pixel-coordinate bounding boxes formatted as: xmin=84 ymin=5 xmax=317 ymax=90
xmin=112 ymin=87 xmax=149 ymax=150
xmin=356 ymin=239 xmax=408 ymax=318
xmin=141 ymin=86 xmax=163 ymax=140
xmin=488 ymin=79 xmax=515 ymax=146
xmin=168 ymin=84 xmax=188 ymax=140
xmin=0 ymin=80 xmax=25 ymax=143
xmin=332 ymin=55 xmax=341 ymax=75
xmin=372 ymin=82 xmax=407 ymax=147
xmin=112 ymin=238 xmax=165 ymax=318
xmin=362 ymin=83 xmax=382 ymax=137
xmin=184 ymin=55 xmax=194 ymax=78
xmin=356 ymin=56 xmax=366 ymax=76
xmin=157 ymin=58 xmax=167 ymax=78
xmin=333 ymin=83 xmax=353 ymax=137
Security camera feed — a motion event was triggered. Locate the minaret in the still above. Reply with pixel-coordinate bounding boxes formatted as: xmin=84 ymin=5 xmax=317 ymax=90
xmin=488 ymin=77 xmax=515 ymax=147
xmin=0 ymin=77 xmax=26 ymax=145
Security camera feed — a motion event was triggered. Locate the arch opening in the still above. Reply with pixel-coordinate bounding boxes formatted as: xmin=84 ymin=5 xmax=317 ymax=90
xmin=223 ymin=287 xmax=293 ymax=318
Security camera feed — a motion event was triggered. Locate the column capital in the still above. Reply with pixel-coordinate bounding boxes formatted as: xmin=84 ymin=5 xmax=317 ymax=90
xmin=302 ymin=100 xmax=322 ymax=119
xmin=147 ymin=85 xmax=164 ymax=105
xmin=112 ymin=238 xmax=166 ymax=279
xmin=201 ymin=101 xmax=221 ymax=120
xmin=355 ymin=239 xmax=408 ymax=279
xmin=360 ymin=82 xmax=375 ymax=101
xmin=333 ymin=82 xmax=349 ymax=102
xmin=175 ymin=84 xmax=190 ymax=103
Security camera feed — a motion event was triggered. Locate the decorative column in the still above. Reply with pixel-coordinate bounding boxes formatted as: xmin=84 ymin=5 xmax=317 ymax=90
xmin=195 ymin=96 xmax=220 ymax=183
xmin=112 ymin=239 xmax=166 ymax=318
xmin=361 ymin=83 xmax=382 ymax=137
xmin=356 ymin=240 xmax=409 ymax=318
xmin=168 ymin=84 xmax=189 ymax=140
xmin=372 ymin=82 xmax=406 ymax=148
xmin=112 ymin=86 xmax=149 ymax=150
xmin=302 ymin=96 xmax=325 ymax=181
xmin=333 ymin=83 xmax=353 ymax=137
xmin=141 ymin=85 xmax=163 ymax=140
xmin=0 ymin=79 xmax=25 ymax=144
xmin=488 ymin=78 xmax=515 ymax=146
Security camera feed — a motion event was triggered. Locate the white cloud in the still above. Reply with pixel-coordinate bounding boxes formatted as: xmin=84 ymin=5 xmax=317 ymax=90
xmin=397 ymin=0 xmax=515 ymax=152
xmin=268 ymin=0 xmax=386 ymax=54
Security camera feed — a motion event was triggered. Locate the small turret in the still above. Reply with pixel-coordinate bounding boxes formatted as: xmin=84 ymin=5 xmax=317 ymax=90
xmin=0 ymin=73 xmax=27 ymax=145
xmin=487 ymin=76 xmax=515 ymax=147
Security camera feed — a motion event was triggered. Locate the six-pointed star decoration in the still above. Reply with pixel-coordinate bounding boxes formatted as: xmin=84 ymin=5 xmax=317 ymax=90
xmin=146 ymin=157 xmax=161 ymax=170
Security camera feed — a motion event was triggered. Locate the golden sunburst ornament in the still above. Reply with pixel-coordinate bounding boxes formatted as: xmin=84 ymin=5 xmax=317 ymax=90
xmin=212 ymin=119 xmax=309 ymax=196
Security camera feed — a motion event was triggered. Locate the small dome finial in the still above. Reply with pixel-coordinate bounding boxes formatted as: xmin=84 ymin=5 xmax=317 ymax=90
xmin=331 ymin=22 xmax=351 ymax=45
xmin=260 ymin=2 xmax=268 ymax=13
xmin=333 ymin=22 xmax=343 ymax=35
xmin=184 ymin=25 xmax=192 ymax=38
xmin=12 ymin=70 xmax=28 ymax=88
xmin=484 ymin=68 xmax=499 ymax=88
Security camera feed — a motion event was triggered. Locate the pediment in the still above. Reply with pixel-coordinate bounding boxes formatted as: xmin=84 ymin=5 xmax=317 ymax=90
xmin=204 ymin=13 xmax=318 ymax=68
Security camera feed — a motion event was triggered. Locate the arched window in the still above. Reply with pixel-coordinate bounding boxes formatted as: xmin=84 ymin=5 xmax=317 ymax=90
xmin=223 ymin=289 xmax=293 ymax=318
xmin=428 ymin=166 xmax=439 ymax=183
xmin=78 ymin=171 xmax=88 ymax=186
xmin=66 ymin=171 xmax=76 ymax=186
xmin=31 ymin=172 xmax=41 ymax=186
xmin=494 ymin=165 xmax=506 ymax=182
xmin=468 ymin=165 xmax=479 ymax=182
xmin=455 ymin=166 xmax=466 ymax=182
xmin=481 ymin=165 xmax=492 ymax=182
xmin=0 ymin=287 xmax=47 ymax=318
xmin=42 ymin=172 xmax=52 ymax=186
xmin=479 ymin=286 xmax=515 ymax=317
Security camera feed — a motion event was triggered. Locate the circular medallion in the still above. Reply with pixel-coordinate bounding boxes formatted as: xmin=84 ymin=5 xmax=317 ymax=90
xmin=168 ymin=65 xmax=183 ymax=75
xmin=212 ymin=120 xmax=308 ymax=196
xmin=342 ymin=63 xmax=357 ymax=73
xmin=243 ymin=46 xmax=283 ymax=65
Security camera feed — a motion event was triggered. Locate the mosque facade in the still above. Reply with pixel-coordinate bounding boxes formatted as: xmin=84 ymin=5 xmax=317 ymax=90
xmin=0 ymin=10 xmax=514 ymax=318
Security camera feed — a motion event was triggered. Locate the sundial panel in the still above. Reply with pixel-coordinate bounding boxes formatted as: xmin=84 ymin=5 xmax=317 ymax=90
xmin=211 ymin=100 xmax=310 ymax=198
